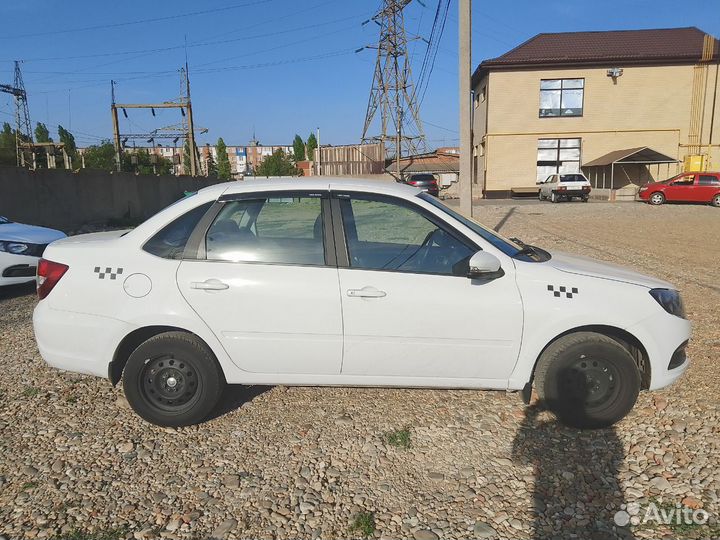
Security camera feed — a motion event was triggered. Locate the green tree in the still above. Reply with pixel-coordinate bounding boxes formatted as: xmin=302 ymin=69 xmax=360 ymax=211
xmin=0 ymin=122 xmax=15 ymax=165
xmin=306 ymin=132 xmax=317 ymax=161
xmin=293 ymin=134 xmax=305 ymax=161
xmin=35 ymin=122 xmax=52 ymax=143
xmin=255 ymin=149 xmax=300 ymax=177
xmin=57 ymin=125 xmax=77 ymax=162
xmin=82 ymin=141 xmax=116 ymax=171
xmin=205 ymin=146 xmax=218 ymax=177
xmin=216 ymin=137 xmax=232 ymax=180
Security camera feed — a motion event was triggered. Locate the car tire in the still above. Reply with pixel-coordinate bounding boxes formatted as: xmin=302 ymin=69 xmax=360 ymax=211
xmin=649 ymin=192 xmax=665 ymax=205
xmin=122 ymin=331 xmax=226 ymax=427
xmin=582 ymin=196 xmax=589 ymax=202
xmin=712 ymin=194 xmax=720 ymax=207
xmin=538 ymin=191 xmax=544 ymax=201
xmin=533 ymin=331 xmax=640 ymax=429
xmin=550 ymin=192 xmax=558 ymax=203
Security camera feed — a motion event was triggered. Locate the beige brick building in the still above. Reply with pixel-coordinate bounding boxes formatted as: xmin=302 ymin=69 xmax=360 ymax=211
xmin=472 ymin=27 xmax=720 ymax=198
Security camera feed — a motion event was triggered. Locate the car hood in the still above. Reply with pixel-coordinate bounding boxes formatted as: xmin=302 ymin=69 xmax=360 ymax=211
xmin=548 ymin=250 xmax=674 ymax=289
xmin=0 ymin=222 xmax=66 ymax=244
xmin=51 ymin=230 xmax=131 ymax=245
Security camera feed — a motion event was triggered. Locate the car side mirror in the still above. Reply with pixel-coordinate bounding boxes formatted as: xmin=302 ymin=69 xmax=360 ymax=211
xmin=467 ymin=251 xmax=503 ymax=279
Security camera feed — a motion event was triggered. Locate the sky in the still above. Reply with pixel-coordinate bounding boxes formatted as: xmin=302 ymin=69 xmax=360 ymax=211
xmin=1 ymin=0 xmax=719 ymax=150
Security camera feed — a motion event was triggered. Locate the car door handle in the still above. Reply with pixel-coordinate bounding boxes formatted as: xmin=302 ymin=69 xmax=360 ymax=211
xmin=347 ymin=286 xmax=387 ymax=298
xmin=190 ymin=279 xmax=229 ymax=291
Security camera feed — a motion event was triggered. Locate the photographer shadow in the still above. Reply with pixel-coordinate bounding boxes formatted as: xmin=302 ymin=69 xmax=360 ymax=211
xmin=512 ymin=368 xmax=636 ymax=539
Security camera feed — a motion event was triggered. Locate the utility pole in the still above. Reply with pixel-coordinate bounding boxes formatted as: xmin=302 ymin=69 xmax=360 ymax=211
xmin=316 ymin=126 xmax=321 ymax=176
xmin=459 ymin=0 xmax=473 ymax=216
xmin=361 ymin=0 xmax=426 ymax=178
xmin=111 ymin=81 xmax=122 ymax=171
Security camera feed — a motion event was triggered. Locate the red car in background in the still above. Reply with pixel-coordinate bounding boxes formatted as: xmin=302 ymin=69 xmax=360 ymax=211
xmin=639 ymin=171 xmax=720 ymax=207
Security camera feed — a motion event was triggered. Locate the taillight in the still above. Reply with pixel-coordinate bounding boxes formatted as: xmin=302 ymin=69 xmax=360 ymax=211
xmin=37 ymin=258 xmax=68 ymax=300
xmin=582 ymin=186 xmax=591 ymax=192
xmin=407 ymin=180 xmax=418 ymax=186
xmin=558 ymin=186 xmax=567 ymax=191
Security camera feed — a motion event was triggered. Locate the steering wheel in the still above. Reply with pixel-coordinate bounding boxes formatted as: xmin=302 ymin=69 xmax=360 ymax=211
xmin=414 ymin=228 xmax=445 ymax=268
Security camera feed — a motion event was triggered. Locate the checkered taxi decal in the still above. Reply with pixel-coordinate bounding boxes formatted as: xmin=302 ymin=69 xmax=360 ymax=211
xmin=94 ymin=267 xmax=124 ymax=280
xmin=547 ymin=284 xmax=578 ymax=298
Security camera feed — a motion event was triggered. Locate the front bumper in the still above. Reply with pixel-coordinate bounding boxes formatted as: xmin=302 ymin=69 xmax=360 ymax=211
xmin=0 ymin=252 xmax=40 ymax=286
xmin=33 ymin=301 xmax=135 ymax=379
xmin=626 ymin=310 xmax=692 ymax=390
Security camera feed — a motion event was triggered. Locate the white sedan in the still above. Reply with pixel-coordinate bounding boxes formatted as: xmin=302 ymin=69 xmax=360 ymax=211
xmin=33 ymin=179 xmax=690 ymax=428
xmin=0 ymin=216 xmax=66 ymax=286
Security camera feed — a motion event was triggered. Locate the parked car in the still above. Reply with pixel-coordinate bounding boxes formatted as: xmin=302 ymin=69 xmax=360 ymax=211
xmin=33 ymin=179 xmax=690 ymax=429
xmin=0 ymin=216 xmax=66 ymax=287
xmin=638 ymin=172 xmax=720 ymax=207
xmin=538 ymin=173 xmax=592 ymax=202
xmin=402 ymin=173 xmax=439 ymax=197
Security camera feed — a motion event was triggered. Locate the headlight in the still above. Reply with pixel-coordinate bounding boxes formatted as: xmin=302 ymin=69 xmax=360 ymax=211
xmin=0 ymin=241 xmax=29 ymax=254
xmin=649 ymin=288 xmax=686 ymax=319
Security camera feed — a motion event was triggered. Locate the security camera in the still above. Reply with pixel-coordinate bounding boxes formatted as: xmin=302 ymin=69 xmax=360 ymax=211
xmin=607 ymin=68 xmax=623 ymax=78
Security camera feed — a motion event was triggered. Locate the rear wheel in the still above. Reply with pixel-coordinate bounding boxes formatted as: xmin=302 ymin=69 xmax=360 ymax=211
xmin=533 ymin=332 xmax=640 ymax=429
xmin=649 ymin=192 xmax=665 ymax=205
xmin=582 ymin=196 xmax=589 ymax=202
xmin=122 ymin=331 xmax=225 ymax=427
xmin=712 ymin=194 xmax=720 ymax=207
xmin=550 ymin=192 xmax=559 ymax=203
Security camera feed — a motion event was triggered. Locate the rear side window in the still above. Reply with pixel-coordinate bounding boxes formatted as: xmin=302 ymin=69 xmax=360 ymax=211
xmin=698 ymin=175 xmax=720 ymax=186
xmin=205 ymin=196 xmax=325 ymax=266
xmin=143 ymin=202 xmax=213 ymax=259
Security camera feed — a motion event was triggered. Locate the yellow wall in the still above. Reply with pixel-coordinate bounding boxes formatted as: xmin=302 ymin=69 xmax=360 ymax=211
xmin=473 ymin=63 xmax=720 ymax=193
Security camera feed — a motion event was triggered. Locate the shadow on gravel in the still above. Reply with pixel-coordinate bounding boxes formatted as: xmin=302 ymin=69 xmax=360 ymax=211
xmin=512 ymin=378 xmax=635 ymax=539
xmin=207 ymin=384 xmax=272 ymax=421
xmin=493 ymin=206 xmax=516 ymax=233
xmin=0 ymin=281 xmax=36 ymax=301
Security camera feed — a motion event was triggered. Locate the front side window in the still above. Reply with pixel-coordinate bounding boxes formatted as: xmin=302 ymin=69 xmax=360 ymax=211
xmin=205 ymin=195 xmax=325 ymax=266
xmin=143 ymin=202 xmax=213 ymax=259
xmin=339 ymin=195 xmax=475 ymax=276
xmin=537 ymin=138 xmax=581 ymax=182
xmin=540 ymin=78 xmax=584 ymax=117
xmin=672 ymin=175 xmax=695 ymax=186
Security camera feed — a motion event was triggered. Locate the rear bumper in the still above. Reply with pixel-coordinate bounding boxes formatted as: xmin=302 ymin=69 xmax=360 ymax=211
xmin=555 ymin=189 xmax=590 ymax=197
xmin=33 ymin=301 xmax=134 ymax=379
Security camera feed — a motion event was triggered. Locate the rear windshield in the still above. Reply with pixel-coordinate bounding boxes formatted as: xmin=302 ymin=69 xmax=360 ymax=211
xmin=560 ymin=174 xmax=586 ymax=182
xmin=409 ymin=174 xmax=435 ymax=182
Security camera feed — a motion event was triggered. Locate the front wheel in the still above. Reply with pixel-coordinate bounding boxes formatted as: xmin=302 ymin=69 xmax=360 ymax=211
xmin=712 ymin=194 xmax=720 ymax=207
xmin=538 ymin=191 xmax=544 ymax=201
xmin=649 ymin=192 xmax=665 ymax=205
xmin=533 ymin=332 xmax=640 ymax=429
xmin=122 ymin=331 xmax=226 ymax=427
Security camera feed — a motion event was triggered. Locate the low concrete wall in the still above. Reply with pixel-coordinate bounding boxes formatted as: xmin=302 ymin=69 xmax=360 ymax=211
xmin=0 ymin=166 xmax=229 ymax=232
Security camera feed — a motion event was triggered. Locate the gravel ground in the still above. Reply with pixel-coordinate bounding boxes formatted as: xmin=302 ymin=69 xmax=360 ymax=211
xmin=0 ymin=200 xmax=718 ymax=540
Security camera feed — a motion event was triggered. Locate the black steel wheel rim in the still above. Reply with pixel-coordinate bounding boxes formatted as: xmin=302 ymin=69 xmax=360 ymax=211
xmin=560 ymin=355 xmax=620 ymax=408
xmin=140 ymin=355 xmax=200 ymax=412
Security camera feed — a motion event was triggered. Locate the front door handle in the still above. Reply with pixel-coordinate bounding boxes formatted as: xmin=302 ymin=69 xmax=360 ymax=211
xmin=347 ymin=286 xmax=387 ymax=298
xmin=190 ymin=279 xmax=229 ymax=291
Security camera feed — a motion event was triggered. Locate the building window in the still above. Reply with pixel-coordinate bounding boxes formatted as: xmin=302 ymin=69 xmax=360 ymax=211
xmin=539 ymin=78 xmax=584 ymax=117
xmin=536 ymin=138 xmax=581 ymax=182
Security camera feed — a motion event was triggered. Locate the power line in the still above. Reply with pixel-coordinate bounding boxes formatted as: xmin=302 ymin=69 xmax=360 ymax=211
xmin=0 ymin=0 xmax=275 ymax=41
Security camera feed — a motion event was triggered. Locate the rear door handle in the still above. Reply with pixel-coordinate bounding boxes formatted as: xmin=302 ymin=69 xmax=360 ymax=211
xmin=347 ymin=286 xmax=387 ymax=298
xmin=190 ymin=279 xmax=229 ymax=291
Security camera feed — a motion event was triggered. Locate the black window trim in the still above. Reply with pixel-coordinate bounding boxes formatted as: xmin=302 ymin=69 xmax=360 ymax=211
xmin=329 ymin=190 xmax=482 ymax=278
xmin=141 ymin=200 xmax=215 ymax=260
xmin=539 ymin=77 xmax=585 ymax=118
xmin=183 ymin=189 xmax=337 ymax=268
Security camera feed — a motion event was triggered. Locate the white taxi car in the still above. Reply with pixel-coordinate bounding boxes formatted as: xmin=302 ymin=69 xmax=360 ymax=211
xmin=33 ymin=179 xmax=690 ymax=428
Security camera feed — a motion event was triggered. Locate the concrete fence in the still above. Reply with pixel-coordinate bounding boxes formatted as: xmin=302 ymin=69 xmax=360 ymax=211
xmin=0 ymin=166 xmax=228 ymax=232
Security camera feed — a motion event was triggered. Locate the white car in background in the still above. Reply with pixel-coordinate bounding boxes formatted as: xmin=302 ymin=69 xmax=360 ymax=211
xmin=0 ymin=216 xmax=66 ymax=286
xmin=33 ymin=179 xmax=690 ymax=429
xmin=538 ymin=173 xmax=592 ymax=202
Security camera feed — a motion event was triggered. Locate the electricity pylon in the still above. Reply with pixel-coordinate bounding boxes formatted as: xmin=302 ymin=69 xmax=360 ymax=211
xmin=0 ymin=61 xmax=33 ymax=166
xmin=360 ymin=0 xmax=426 ymax=178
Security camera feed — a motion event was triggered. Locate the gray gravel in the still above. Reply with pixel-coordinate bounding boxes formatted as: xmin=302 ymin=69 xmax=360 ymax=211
xmin=0 ymin=200 xmax=718 ymax=539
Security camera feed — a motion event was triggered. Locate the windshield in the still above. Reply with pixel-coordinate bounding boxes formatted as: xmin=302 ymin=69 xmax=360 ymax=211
xmin=560 ymin=174 xmax=587 ymax=182
xmin=418 ymin=193 xmax=525 ymax=256
xmin=0 ymin=216 xmax=11 ymax=224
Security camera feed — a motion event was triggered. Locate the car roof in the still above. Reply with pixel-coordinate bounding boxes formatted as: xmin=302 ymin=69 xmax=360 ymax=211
xmin=200 ymin=176 xmax=422 ymax=198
